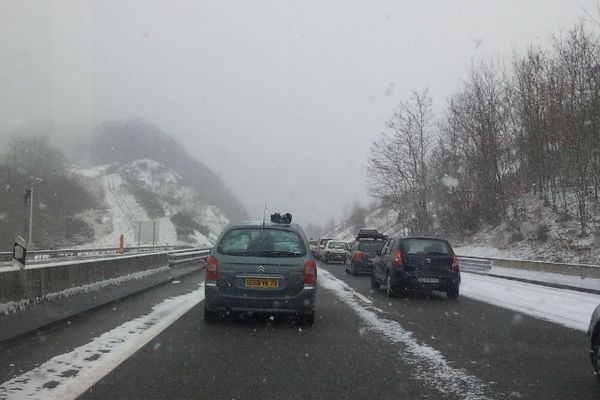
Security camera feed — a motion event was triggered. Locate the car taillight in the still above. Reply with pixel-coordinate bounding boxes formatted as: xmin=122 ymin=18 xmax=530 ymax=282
xmin=353 ymin=250 xmax=364 ymax=260
xmin=452 ymin=254 xmax=459 ymax=272
xmin=393 ymin=250 xmax=404 ymax=269
xmin=206 ymin=256 xmax=218 ymax=281
xmin=304 ymin=259 xmax=317 ymax=285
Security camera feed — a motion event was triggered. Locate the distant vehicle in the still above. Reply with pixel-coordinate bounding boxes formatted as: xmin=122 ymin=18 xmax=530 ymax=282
xmin=345 ymin=229 xmax=387 ymax=275
xmin=371 ymin=237 xmax=460 ymax=299
xmin=309 ymin=239 xmax=319 ymax=257
xmin=204 ymin=213 xmax=317 ymax=325
xmin=316 ymin=238 xmax=333 ymax=260
xmin=588 ymin=305 xmax=600 ymax=377
xmin=322 ymin=240 xmax=350 ymax=264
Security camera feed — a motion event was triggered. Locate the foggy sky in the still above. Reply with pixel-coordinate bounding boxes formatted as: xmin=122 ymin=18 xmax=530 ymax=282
xmin=0 ymin=0 xmax=596 ymax=227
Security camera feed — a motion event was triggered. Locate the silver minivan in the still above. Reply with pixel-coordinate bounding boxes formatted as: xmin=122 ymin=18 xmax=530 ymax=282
xmin=204 ymin=216 xmax=317 ymax=325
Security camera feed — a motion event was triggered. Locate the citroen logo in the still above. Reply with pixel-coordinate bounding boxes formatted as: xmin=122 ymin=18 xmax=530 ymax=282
xmin=425 ymin=258 xmax=431 ymax=264
xmin=257 ymin=266 xmax=266 ymax=273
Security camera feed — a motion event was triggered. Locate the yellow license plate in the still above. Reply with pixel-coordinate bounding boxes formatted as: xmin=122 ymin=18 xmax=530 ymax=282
xmin=245 ymin=278 xmax=279 ymax=289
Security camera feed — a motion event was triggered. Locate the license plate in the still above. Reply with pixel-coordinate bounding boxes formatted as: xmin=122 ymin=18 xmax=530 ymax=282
xmin=245 ymin=278 xmax=279 ymax=289
xmin=418 ymin=277 xmax=439 ymax=284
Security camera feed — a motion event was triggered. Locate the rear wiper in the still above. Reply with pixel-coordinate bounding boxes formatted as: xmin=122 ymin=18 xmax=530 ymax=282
xmin=426 ymin=252 xmax=449 ymax=256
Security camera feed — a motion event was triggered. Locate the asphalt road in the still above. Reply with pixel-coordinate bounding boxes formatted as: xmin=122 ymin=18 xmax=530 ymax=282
xmin=1 ymin=262 xmax=598 ymax=399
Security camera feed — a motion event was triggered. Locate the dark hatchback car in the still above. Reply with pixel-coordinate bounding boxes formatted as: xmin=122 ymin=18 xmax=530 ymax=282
xmin=588 ymin=305 xmax=600 ymax=377
xmin=371 ymin=237 xmax=460 ymax=298
xmin=204 ymin=217 xmax=317 ymax=325
xmin=345 ymin=232 xmax=387 ymax=275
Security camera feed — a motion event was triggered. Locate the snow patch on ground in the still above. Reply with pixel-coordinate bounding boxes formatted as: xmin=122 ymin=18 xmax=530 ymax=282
xmin=319 ymin=269 xmax=496 ymax=400
xmin=0 ymin=283 xmax=205 ymax=400
xmin=461 ymin=273 xmax=600 ymax=331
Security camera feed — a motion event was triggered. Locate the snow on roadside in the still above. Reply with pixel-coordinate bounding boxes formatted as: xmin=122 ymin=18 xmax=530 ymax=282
xmin=477 ymin=266 xmax=600 ymax=292
xmin=461 ymin=273 xmax=599 ymax=332
xmin=0 ymin=283 xmax=205 ymax=400
xmin=319 ymin=269 xmax=496 ymax=400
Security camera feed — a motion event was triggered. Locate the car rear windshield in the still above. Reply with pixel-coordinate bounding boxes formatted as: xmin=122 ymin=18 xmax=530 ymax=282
xmin=319 ymin=239 xmax=332 ymax=245
xmin=357 ymin=240 xmax=385 ymax=252
xmin=218 ymin=228 xmax=306 ymax=257
xmin=328 ymin=241 xmax=349 ymax=250
xmin=402 ymin=239 xmax=452 ymax=256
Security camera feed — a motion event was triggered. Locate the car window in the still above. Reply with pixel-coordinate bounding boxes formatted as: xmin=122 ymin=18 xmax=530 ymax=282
xmin=357 ymin=240 xmax=385 ymax=252
xmin=327 ymin=241 xmax=349 ymax=250
xmin=218 ymin=228 xmax=306 ymax=257
xmin=402 ymin=239 xmax=452 ymax=255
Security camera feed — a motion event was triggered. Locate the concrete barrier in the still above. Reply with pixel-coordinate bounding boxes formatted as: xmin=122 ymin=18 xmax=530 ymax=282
xmin=0 ymin=253 xmax=174 ymax=342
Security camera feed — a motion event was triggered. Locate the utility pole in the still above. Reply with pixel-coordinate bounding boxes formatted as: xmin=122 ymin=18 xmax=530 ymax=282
xmin=27 ymin=176 xmax=42 ymax=249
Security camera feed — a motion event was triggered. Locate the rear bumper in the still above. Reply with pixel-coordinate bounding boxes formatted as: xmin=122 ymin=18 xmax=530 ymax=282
xmin=352 ymin=260 xmax=373 ymax=273
xmin=324 ymin=253 xmax=346 ymax=261
xmin=389 ymin=271 xmax=460 ymax=291
xmin=205 ymin=283 xmax=317 ymax=314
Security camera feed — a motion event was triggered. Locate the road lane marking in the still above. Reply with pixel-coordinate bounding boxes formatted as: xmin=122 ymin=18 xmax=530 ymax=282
xmin=318 ymin=269 xmax=500 ymax=400
xmin=0 ymin=283 xmax=205 ymax=400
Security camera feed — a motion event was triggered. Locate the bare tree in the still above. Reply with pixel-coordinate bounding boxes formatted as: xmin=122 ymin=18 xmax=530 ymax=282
xmin=368 ymin=89 xmax=434 ymax=234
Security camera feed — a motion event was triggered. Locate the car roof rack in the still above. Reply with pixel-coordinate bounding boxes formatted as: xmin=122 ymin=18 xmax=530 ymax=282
xmin=270 ymin=212 xmax=292 ymax=224
xmin=355 ymin=228 xmax=387 ymax=240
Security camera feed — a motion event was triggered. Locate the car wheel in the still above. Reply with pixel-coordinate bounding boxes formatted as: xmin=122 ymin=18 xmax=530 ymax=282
xmin=447 ymin=284 xmax=460 ymax=300
xmin=344 ymin=262 xmax=349 ymax=273
xmin=593 ymin=333 xmax=600 ymax=378
xmin=370 ymin=271 xmax=380 ymax=290
xmin=301 ymin=311 xmax=315 ymax=327
xmin=204 ymin=306 xmax=217 ymax=323
xmin=324 ymin=256 xmax=329 ymax=264
xmin=350 ymin=262 xmax=357 ymax=275
xmin=386 ymin=274 xmax=397 ymax=297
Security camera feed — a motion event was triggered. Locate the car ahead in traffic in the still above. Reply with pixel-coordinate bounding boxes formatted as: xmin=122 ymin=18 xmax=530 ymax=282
xmin=588 ymin=305 xmax=600 ymax=377
xmin=371 ymin=236 xmax=460 ymax=299
xmin=204 ymin=213 xmax=317 ymax=325
xmin=309 ymin=239 xmax=319 ymax=257
xmin=345 ymin=230 xmax=387 ymax=275
xmin=322 ymin=240 xmax=349 ymax=264
xmin=316 ymin=238 xmax=333 ymax=260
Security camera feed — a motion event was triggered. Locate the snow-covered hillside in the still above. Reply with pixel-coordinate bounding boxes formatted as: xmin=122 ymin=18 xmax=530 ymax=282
xmin=325 ymin=196 xmax=600 ymax=264
xmin=72 ymin=159 xmax=230 ymax=248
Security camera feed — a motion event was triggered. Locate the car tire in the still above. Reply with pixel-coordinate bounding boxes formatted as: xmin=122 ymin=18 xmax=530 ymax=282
xmin=370 ymin=271 xmax=380 ymax=290
xmin=301 ymin=311 xmax=315 ymax=327
xmin=204 ymin=306 xmax=217 ymax=323
xmin=386 ymin=274 xmax=397 ymax=297
xmin=350 ymin=262 xmax=357 ymax=275
xmin=323 ymin=256 xmax=329 ymax=264
xmin=593 ymin=333 xmax=600 ymax=378
xmin=447 ymin=284 xmax=460 ymax=300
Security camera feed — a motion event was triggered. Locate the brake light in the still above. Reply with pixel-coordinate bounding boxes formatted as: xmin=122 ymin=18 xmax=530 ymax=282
xmin=353 ymin=250 xmax=364 ymax=260
xmin=393 ymin=250 xmax=404 ymax=268
xmin=304 ymin=259 xmax=317 ymax=284
xmin=452 ymin=254 xmax=459 ymax=272
xmin=206 ymin=256 xmax=218 ymax=281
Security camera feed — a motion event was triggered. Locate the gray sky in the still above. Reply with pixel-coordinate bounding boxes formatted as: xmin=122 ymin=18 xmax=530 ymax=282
xmin=0 ymin=0 xmax=596 ymax=226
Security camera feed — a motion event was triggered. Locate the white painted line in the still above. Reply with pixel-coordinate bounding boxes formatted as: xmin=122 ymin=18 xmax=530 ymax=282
xmin=319 ymin=269 xmax=497 ymax=400
xmin=0 ymin=283 xmax=205 ymax=400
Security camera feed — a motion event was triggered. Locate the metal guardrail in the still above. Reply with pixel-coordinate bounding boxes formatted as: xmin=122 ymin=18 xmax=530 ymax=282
xmin=457 ymin=255 xmax=492 ymax=272
xmin=0 ymin=245 xmax=193 ymax=263
xmin=168 ymin=249 xmax=211 ymax=267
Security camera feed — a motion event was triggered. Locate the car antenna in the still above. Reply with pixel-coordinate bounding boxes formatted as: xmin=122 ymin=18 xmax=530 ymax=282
xmin=262 ymin=202 xmax=267 ymax=228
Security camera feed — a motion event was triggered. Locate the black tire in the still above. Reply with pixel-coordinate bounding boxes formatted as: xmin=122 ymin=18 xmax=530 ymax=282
xmin=447 ymin=284 xmax=460 ymax=300
xmin=593 ymin=333 xmax=600 ymax=379
xmin=323 ymin=256 xmax=329 ymax=264
xmin=351 ymin=261 xmax=357 ymax=275
xmin=386 ymin=274 xmax=397 ymax=297
xmin=370 ymin=271 xmax=380 ymax=290
xmin=204 ymin=306 xmax=217 ymax=323
xmin=301 ymin=311 xmax=315 ymax=327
